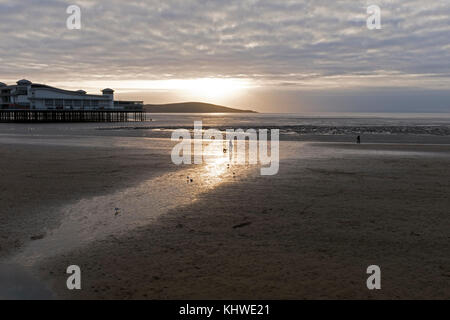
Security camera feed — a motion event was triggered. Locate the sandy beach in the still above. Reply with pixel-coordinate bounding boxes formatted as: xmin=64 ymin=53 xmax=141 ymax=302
xmin=3 ymin=0 xmax=450 ymax=306
xmin=0 ymin=138 xmax=179 ymax=259
xmin=1 ymin=126 xmax=449 ymax=299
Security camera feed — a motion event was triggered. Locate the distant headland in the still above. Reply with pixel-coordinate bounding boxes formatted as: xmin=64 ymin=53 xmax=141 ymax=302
xmin=143 ymin=102 xmax=257 ymax=113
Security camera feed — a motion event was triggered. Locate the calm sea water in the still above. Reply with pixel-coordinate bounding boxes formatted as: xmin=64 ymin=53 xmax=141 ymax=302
xmin=1 ymin=113 xmax=450 ymax=141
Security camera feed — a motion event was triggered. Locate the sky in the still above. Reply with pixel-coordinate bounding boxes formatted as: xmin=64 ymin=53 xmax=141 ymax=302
xmin=0 ymin=0 xmax=449 ymax=113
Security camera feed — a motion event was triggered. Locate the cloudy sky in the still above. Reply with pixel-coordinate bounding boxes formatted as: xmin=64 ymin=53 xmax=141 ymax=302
xmin=1 ymin=0 xmax=449 ymax=112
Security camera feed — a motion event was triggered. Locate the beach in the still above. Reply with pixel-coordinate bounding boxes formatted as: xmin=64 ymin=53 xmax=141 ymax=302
xmin=3 ymin=0 xmax=450 ymax=306
xmin=1 ymin=115 xmax=450 ymax=299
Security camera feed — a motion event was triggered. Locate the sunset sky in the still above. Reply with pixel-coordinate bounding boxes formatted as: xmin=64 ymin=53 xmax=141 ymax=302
xmin=1 ymin=0 xmax=449 ymax=112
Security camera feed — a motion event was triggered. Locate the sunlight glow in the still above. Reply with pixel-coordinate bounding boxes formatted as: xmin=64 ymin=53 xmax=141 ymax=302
xmin=54 ymin=78 xmax=255 ymax=101
xmin=202 ymin=139 xmax=229 ymax=179
xmin=174 ymin=78 xmax=253 ymax=100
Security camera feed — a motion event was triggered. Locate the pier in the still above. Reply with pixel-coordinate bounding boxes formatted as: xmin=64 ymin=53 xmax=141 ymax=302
xmin=0 ymin=110 xmax=146 ymax=123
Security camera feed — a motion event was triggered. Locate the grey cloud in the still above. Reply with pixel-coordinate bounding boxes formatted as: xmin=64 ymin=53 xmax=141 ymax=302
xmin=0 ymin=0 xmax=449 ymax=111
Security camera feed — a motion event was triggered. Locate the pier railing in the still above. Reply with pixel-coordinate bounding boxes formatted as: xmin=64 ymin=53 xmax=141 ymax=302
xmin=0 ymin=110 xmax=146 ymax=122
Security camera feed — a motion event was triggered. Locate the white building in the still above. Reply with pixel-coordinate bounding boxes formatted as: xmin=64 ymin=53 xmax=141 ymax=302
xmin=0 ymin=79 xmax=143 ymax=111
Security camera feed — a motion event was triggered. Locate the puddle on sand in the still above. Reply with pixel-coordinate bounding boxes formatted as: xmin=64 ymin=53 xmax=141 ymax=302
xmin=10 ymin=140 xmax=259 ymax=267
xmin=0 ymin=264 xmax=54 ymax=299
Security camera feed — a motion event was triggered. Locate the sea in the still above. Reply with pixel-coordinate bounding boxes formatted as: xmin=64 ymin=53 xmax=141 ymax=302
xmin=1 ymin=112 xmax=450 ymax=144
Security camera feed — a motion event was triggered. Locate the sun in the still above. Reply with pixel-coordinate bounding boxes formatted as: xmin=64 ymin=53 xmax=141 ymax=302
xmin=55 ymin=77 xmax=254 ymax=102
xmin=178 ymin=78 xmax=252 ymax=100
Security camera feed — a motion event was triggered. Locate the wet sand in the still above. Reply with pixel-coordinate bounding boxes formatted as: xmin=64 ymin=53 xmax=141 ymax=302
xmin=0 ymin=134 xmax=254 ymax=298
xmin=0 ymin=139 xmax=180 ymax=260
xmin=5 ymin=140 xmax=446 ymax=299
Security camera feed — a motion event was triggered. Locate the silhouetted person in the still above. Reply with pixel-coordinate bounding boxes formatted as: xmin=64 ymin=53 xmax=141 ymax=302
xmin=357 ymin=135 xmax=361 ymax=144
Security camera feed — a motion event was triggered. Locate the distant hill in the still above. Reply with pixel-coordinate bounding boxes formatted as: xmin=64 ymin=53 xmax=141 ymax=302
xmin=143 ymin=102 xmax=257 ymax=113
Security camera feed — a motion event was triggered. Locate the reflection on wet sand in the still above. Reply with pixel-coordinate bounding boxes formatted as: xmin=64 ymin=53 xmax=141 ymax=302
xmin=10 ymin=139 xmax=259 ymax=267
